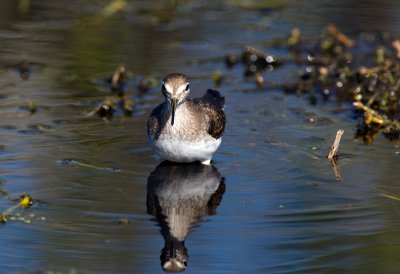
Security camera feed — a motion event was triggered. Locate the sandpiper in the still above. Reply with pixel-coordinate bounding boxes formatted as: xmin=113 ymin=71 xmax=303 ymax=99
xmin=147 ymin=73 xmax=226 ymax=165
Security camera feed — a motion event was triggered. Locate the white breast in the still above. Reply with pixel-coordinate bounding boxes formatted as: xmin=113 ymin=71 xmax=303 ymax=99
xmin=151 ymin=137 xmax=221 ymax=164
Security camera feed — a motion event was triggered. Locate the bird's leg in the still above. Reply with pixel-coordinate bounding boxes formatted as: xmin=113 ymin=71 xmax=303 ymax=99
xmin=201 ymin=159 xmax=211 ymax=165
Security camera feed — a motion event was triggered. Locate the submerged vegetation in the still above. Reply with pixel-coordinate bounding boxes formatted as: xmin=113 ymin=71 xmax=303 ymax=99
xmin=223 ymin=25 xmax=400 ymax=144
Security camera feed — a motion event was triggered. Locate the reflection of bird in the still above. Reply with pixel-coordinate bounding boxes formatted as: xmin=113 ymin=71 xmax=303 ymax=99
xmin=147 ymin=162 xmax=225 ymax=272
xmin=147 ymin=73 xmax=226 ymax=165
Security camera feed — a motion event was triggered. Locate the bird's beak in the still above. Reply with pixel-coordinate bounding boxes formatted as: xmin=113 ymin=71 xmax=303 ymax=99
xmin=170 ymin=98 xmax=177 ymax=126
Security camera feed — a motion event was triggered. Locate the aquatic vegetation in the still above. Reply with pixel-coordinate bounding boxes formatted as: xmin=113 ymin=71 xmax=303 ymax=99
xmin=17 ymin=60 xmax=31 ymax=80
xmin=212 ymin=69 xmax=224 ymax=87
xmin=241 ymin=46 xmax=282 ymax=76
xmin=89 ymin=66 xmax=134 ymax=120
xmin=77 ymin=0 xmax=128 ymax=26
xmin=0 ymin=195 xmax=33 ymax=223
xmin=58 ymin=159 xmax=121 ymax=172
xmin=89 ymin=95 xmax=134 ymax=120
xmin=224 ymin=25 xmax=400 ymax=143
xmin=107 ymin=65 xmax=127 ymax=95
xmin=18 ymin=101 xmax=37 ymax=115
xmin=100 ymin=0 xmax=127 ymax=19
xmin=137 ymin=76 xmax=158 ymax=95
xmin=6 ymin=60 xmax=44 ymax=80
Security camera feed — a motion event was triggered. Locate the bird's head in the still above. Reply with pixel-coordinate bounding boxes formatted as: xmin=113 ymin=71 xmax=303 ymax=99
xmin=161 ymin=73 xmax=191 ymax=126
xmin=160 ymin=243 xmax=188 ymax=272
xmin=161 ymin=257 xmax=187 ymax=273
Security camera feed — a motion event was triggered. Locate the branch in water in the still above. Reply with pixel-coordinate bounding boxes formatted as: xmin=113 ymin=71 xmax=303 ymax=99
xmin=328 ymin=129 xmax=344 ymax=159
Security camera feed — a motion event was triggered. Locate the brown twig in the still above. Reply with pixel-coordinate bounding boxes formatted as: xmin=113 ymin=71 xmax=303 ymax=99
xmin=328 ymin=129 xmax=344 ymax=159
xmin=326 ymin=24 xmax=355 ymax=48
xmin=392 ymin=40 xmax=400 ymax=59
xmin=375 ymin=188 xmax=400 ymax=201
xmin=255 ymin=72 xmax=265 ymax=88
xmin=353 ymin=101 xmax=390 ymax=125
xmin=330 ymin=158 xmax=342 ymax=180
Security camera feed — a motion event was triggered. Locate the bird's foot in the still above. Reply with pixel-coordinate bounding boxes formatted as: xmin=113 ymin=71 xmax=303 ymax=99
xmin=201 ymin=159 xmax=211 ymax=165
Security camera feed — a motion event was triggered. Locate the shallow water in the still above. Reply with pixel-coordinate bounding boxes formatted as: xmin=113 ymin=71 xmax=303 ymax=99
xmin=0 ymin=1 xmax=400 ymax=273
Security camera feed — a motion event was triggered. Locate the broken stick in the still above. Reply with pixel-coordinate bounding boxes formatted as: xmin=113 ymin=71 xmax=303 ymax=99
xmin=328 ymin=129 xmax=344 ymax=159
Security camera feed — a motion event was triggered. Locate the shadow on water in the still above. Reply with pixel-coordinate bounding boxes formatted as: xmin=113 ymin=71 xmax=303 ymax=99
xmin=147 ymin=162 xmax=225 ymax=272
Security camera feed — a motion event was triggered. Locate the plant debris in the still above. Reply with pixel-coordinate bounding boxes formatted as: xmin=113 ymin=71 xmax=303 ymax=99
xmin=223 ymin=24 xmax=400 ymax=143
xmin=137 ymin=76 xmax=158 ymax=95
xmin=212 ymin=69 xmax=224 ymax=87
xmin=89 ymin=95 xmax=134 ymax=119
xmin=18 ymin=60 xmax=31 ymax=80
xmin=375 ymin=187 xmax=400 ymax=201
xmin=90 ymin=66 xmax=134 ymax=120
xmin=1 ymin=194 xmax=33 ymax=223
xmin=107 ymin=65 xmax=127 ymax=96
xmin=326 ymin=129 xmax=344 ymax=180
xmin=59 ymin=159 xmax=121 ymax=172
xmin=18 ymin=100 xmax=38 ymax=115
xmin=117 ymin=218 xmax=130 ymax=225
xmin=328 ymin=129 xmax=344 ymax=159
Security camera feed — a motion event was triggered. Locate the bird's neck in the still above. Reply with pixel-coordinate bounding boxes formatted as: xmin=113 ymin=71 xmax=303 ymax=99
xmin=164 ymin=98 xmax=187 ymax=108
xmin=162 ymin=100 xmax=191 ymax=129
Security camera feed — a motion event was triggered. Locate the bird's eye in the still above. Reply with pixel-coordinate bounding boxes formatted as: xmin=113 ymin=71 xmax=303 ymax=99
xmin=185 ymin=84 xmax=190 ymax=91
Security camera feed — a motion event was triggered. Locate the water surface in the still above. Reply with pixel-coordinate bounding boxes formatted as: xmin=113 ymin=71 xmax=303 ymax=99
xmin=0 ymin=1 xmax=399 ymax=273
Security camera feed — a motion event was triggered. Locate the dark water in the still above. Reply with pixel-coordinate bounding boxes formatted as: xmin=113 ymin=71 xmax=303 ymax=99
xmin=0 ymin=1 xmax=400 ymax=273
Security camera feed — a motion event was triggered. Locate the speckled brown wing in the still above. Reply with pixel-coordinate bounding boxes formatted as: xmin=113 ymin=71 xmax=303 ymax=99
xmin=193 ymin=89 xmax=226 ymax=139
xmin=147 ymin=103 xmax=168 ymax=141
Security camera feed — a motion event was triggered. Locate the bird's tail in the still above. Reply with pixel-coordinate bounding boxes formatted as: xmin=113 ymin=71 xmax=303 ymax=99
xmin=202 ymin=89 xmax=225 ymax=109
